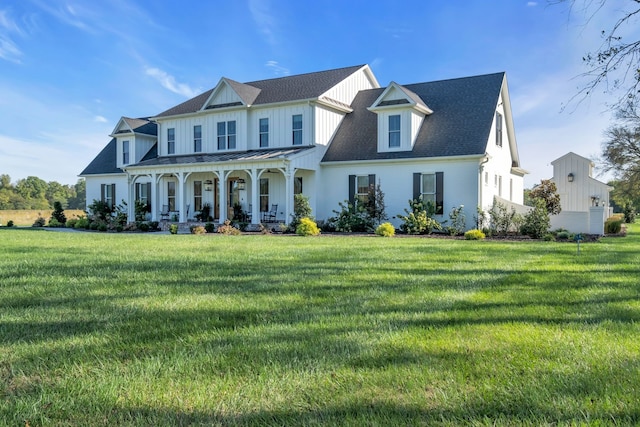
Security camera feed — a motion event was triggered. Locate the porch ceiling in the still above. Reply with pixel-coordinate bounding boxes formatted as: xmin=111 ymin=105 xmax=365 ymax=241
xmin=128 ymin=146 xmax=315 ymax=169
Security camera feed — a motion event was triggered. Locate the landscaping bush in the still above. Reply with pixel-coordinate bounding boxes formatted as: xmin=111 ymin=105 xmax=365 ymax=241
xmin=543 ymin=233 xmax=555 ymax=241
xmin=47 ymin=218 xmax=63 ymax=228
xmin=137 ymin=222 xmax=150 ymax=232
xmin=330 ymin=199 xmax=374 ymax=232
xmin=397 ymin=198 xmax=442 ymax=235
xmin=464 ymin=229 xmax=485 ymax=240
xmin=217 ymin=220 xmax=241 ymax=235
xmin=66 ymin=218 xmax=78 ymax=228
xmin=375 ymin=222 xmax=395 ymax=237
xmin=169 ymin=224 xmax=179 ymax=235
xmin=296 ymin=217 xmax=320 ymax=236
xmin=605 ymin=219 xmax=623 ymax=234
xmin=149 ymin=221 xmax=160 ymax=231
xmin=51 ymin=201 xmax=67 ymax=225
xmin=556 ymin=231 xmax=571 ymax=240
xmin=623 ymin=204 xmax=636 ymax=224
xmin=6 ymin=220 xmax=14 ymax=227
xmin=445 ymin=205 xmax=466 ymax=236
xmin=97 ymin=223 xmax=108 ymax=232
xmin=204 ymin=222 xmax=216 ymax=233
xmin=489 ymin=201 xmax=521 ymax=235
xmin=32 ymin=216 xmax=46 ymax=227
xmin=289 ymin=194 xmax=313 ymax=232
xmin=190 ymin=225 xmax=206 ymax=235
xmin=74 ymin=217 xmax=90 ymax=229
xmin=520 ymin=199 xmax=550 ymax=239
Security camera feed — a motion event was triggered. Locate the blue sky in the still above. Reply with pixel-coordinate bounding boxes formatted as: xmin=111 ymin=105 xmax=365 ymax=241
xmin=1 ymin=0 xmax=638 ymax=187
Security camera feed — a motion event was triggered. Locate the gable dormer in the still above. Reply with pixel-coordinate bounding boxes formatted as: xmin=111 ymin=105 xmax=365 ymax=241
xmin=368 ymin=82 xmax=432 ymax=153
xmin=200 ymin=78 xmax=261 ymax=111
xmin=110 ymin=117 xmax=157 ymax=168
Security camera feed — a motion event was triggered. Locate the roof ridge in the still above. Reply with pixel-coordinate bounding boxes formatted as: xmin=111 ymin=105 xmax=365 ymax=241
xmin=244 ymin=64 xmax=365 ymax=85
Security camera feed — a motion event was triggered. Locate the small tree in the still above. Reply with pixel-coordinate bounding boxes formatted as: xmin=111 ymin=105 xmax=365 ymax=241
xmin=289 ymin=194 xmax=313 ymax=232
xmin=397 ymin=197 xmax=442 ymax=235
xmin=51 ymin=201 xmax=67 ymax=225
xmin=520 ymin=199 xmax=551 ymax=239
xmin=364 ymin=182 xmax=388 ymax=226
xmin=529 ymin=179 xmax=561 ymax=215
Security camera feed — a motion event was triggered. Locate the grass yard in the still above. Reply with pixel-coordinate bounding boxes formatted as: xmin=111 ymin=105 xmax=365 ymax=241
xmin=1 ymin=226 xmax=639 ymax=426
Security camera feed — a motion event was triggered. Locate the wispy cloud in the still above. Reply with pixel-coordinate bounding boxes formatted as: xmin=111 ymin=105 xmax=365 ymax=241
xmin=94 ymin=115 xmax=108 ymax=123
xmin=145 ymin=67 xmax=199 ymax=98
xmin=0 ymin=9 xmax=23 ymax=63
xmin=265 ymin=60 xmax=289 ymax=76
xmin=527 ymin=2 xmax=538 ymax=7
xmin=249 ymin=0 xmax=278 ymax=47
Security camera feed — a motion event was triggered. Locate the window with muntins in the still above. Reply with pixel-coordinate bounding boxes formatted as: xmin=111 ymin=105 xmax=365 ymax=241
xmin=259 ymin=118 xmax=269 ymax=148
xmin=260 ymin=178 xmax=269 ymax=212
xmin=101 ymin=184 xmax=115 ymax=210
xmin=495 ymin=112 xmax=503 ymax=147
xmin=389 ymin=115 xmax=401 ymax=147
xmin=167 ymin=181 xmax=176 ymax=211
xmin=135 ymin=182 xmax=151 ymax=212
xmin=122 ymin=140 xmax=129 ymax=164
xmin=194 ymin=181 xmax=202 ymax=212
xmin=413 ymin=172 xmax=443 ymax=214
xmin=348 ymin=174 xmax=375 ymax=205
xmin=217 ymin=121 xmax=236 ymax=150
xmin=168 ymin=128 xmax=175 ymax=154
xmin=294 ymin=177 xmax=303 ymax=195
xmin=292 ymin=114 xmax=302 ymax=145
xmin=194 ymin=125 xmax=202 ymax=152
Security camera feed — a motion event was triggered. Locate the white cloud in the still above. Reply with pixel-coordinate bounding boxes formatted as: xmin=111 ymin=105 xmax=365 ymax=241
xmin=94 ymin=115 xmax=108 ymax=123
xmin=0 ymin=10 xmax=23 ymax=63
xmin=265 ymin=60 xmax=289 ymax=76
xmin=145 ymin=67 xmax=199 ymax=98
xmin=249 ymin=0 xmax=278 ymax=47
xmin=527 ymin=2 xmax=538 ymax=7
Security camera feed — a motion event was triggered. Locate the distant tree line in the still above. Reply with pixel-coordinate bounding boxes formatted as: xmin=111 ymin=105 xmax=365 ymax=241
xmin=0 ymin=174 xmax=85 ymax=210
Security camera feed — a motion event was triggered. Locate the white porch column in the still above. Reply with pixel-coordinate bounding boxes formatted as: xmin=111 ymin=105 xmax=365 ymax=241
xmin=251 ymin=168 xmax=259 ymax=224
xmin=127 ymin=173 xmax=134 ymax=222
xmin=177 ymin=172 xmax=185 ymax=222
xmin=151 ymin=173 xmax=158 ymax=221
xmin=284 ymin=165 xmax=294 ymax=225
xmin=218 ymin=170 xmax=229 ymax=224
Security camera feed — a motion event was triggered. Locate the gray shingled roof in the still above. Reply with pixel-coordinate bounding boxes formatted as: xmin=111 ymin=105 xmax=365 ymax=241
xmin=79 ymin=138 xmax=123 ymax=176
xmin=122 ymin=117 xmax=157 ymax=136
xmin=322 ymin=72 xmax=505 ymax=162
xmin=128 ymin=146 xmax=314 ymax=168
xmin=155 ymin=65 xmax=365 ymax=118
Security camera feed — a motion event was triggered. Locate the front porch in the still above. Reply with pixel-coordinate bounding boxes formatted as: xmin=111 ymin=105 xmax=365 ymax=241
xmin=123 ymin=147 xmax=317 ymax=227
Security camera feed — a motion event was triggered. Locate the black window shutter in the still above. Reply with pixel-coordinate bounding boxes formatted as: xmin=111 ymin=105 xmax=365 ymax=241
xmin=146 ymin=183 xmax=152 ymax=212
xmin=111 ymin=184 xmax=116 ymax=209
xmin=348 ymin=175 xmax=355 ymax=204
xmin=368 ymin=174 xmax=376 ymax=189
xmin=100 ymin=184 xmax=105 ymax=203
xmin=135 ymin=183 xmax=139 ymax=200
xmin=413 ymin=173 xmax=421 ymax=201
xmin=436 ymin=172 xmax=444 ymax=214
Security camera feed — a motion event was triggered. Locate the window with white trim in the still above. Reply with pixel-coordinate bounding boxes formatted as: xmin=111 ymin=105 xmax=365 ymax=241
xmin=259 ymin=118 xmax=269 ymax=148
xmin=194 ymin=181 xmax=202 ymax=211
xmin=135 ymin=182 xmax=151 ymax=213
xmin=413 ymin=172 xmax=443 ymax=214
xmin=194 ymin=125 xmax=202 ymax=152
xmin=259 ymin=178 xmax=269 ymax=212
xmin=168 ymin=128 xmax=175 ymax=154
xmin=389 ymin=114 xmax=401 ymax=147
xmin=217 ymin=121 xmax=236 ymax=150
xmin=292 ymin=114 xmax=302 ymax=145
xmin=122 ymin=140 xmax=129 ymax=164
xmin=167 ymin=181 xmax=176 ymax=211
xmin=101 ymin=184 xmax=115 ymax=210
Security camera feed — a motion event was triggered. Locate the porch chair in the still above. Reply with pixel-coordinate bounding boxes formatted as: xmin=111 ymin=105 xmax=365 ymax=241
xmin=265 ymin=204 xmax=278 ymax=222
xmin=160 ymin=205 xmax=170 ymax=221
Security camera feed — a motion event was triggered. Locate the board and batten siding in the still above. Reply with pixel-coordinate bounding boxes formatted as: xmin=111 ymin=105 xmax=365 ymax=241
xmin=551 ymin=152 xmax=610 ymax=212
xmin=314 ymin=105 xmax=345 ymax=147
xmin=321 ymin=66 xmax=378 ymax=105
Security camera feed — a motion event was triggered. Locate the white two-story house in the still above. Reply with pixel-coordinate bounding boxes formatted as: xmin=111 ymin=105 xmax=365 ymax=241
xmin=80 ymin=64 xmax=526 ymax=230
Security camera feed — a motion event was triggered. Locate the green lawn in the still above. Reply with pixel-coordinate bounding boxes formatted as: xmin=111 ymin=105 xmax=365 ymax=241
xmin=1 ymin=227 xmax=639 ymax=426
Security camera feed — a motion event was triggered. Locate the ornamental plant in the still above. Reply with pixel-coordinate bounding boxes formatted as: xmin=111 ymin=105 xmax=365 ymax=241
xmin=296 ymin=217 xmax=320 ymax=236
xmin=397 ymin=198 xmax=442 ymax=235
xmin=464 ymin=229 xmax=486 ymax=240
xmin=375 ymin=222 xmax=395 ymax=237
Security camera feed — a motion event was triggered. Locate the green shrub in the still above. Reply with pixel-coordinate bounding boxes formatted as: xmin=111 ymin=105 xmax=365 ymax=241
xmin=296 ymin=217 xmax=320 ymax=236
xmin=445 ymin=205 xmax=466 ymax=236
xmin=32 ymin=216 xmax=46 ymax=227
xmin=556 ymin=231 xmax=570 ymax=240
xmin=6 ymin=220 xmax=14 ymax=227
xmin=47 ymin=218 xmax=62 ymax=228
xmin=605 ymin=219 xmax=622 ymax=234
xmin=97 ymin=223 xmax=108 ymax=232
xmin=51 ymin=201 xmax=67 ymax=225
xmin=623 ymin=204 xmax=636 ymax=223
xmin=75 ymin=217 xmax=90 ymax=229
xmin=115 ymin=225 xmax=124 ymax=232
xmin=204 ymin=222 xmax=216 ymax=233
xmin=489 ymin=201 xmax=521 ymax=235
xmin=149 ymin=221 xmax=160 ymax=231
xmin=464 ymin=229 xmax=485 ymax=240
xmin=190 ymin=225 xmax=206 ymax=235
xmin=543 ymin=233 xmax=555 ymax=241
xmin=289 ymin=194 xmax=314 ymax=232
xmin=66 ymin=218 xmax=78 ymax=228
xmin=330 ymin=199 xmax=374 ymax=232
xmin=520 ymin=200 xmax=550 ymax=239
xmin=137 ymin=222 xmax=150 ymax=232
xmin=397 ymin=198 xmax=442 ymax=235
xmin=375 ymin=222 xmax=395 ymax=237
xmin=169 ymin=224 xmax=179 ymax=234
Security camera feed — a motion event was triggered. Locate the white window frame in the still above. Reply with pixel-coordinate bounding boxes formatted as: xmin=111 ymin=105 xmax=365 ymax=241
xmin=168 ymin=128 xmax=175 ymax=154
xmin=122 ymin=140 xmax=129 ymax=165
xmin=194 ymin=125 xmax=202 ymax=152
xmin=389 ymin=114 xmax=401 ymax=148
xmin=259 ymin=118 xmax=269 ymax=148
xmin=217 ymin=121 xmax=236 ymax=150
xmin=292 ymin=114 xmax=302 ymax=145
